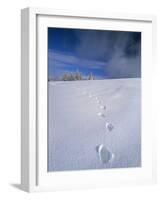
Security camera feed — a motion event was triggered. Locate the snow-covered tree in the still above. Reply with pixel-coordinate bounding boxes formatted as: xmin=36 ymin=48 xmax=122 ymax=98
xmin=62 ymin=73 xmax=68 ymax=81
xmin=61 ymin=70 xmax=83 ymax=81
xmin=88 ymin=72 xmax=94 ymax=80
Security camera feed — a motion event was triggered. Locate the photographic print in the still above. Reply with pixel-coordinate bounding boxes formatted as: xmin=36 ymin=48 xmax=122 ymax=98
xmin=48 ymin=28 xmax=141 ymax=172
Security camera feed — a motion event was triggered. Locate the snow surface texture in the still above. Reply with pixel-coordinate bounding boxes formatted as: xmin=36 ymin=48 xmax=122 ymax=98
xmin=48 ymin=78 xmax=141 ymax=171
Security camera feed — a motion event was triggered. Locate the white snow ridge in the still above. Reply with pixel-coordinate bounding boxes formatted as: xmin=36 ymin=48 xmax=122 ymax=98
xmin=89 ymin=94 xmax=93 ymax=98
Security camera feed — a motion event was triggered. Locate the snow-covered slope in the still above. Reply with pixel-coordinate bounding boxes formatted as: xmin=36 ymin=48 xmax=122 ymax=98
xmin=48 ymin=78 xmax=141 ymax=171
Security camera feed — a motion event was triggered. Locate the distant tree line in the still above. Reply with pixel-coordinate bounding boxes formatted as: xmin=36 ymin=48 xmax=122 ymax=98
xmin=48 ymin=71 xmax=94 ymax=81
xmin=62 ymin=71 xmax=82 ymax=81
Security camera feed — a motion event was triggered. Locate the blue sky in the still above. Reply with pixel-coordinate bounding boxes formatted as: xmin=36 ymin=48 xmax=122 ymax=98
xmin=48 ymin=28 xmax=141 ymax=80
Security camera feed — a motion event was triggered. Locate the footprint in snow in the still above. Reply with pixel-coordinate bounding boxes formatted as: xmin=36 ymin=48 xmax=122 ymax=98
xmin=97 ymin=112 xmax=106 ymax=118
xmin=96 ymin=144 xmax=114 ymax=164
xmin=100 ymin=105 xmax=106 ymax=110
xmin=96 ymin=99 xmax=102 ymax=104
xmin=105 ymin=122 xmax=114 ymax=132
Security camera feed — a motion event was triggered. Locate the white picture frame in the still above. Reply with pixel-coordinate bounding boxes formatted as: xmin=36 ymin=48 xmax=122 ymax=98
xmin=21 ymin=7 xmax=157 ymax=192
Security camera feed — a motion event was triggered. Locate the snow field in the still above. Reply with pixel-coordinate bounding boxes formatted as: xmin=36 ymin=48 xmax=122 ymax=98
xmin=48 ymin=78 xmax=141 ymax=171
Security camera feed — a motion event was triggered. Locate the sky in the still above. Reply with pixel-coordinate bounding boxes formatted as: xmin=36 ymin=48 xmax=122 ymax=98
xmin=48 ymin=28 xmax=141 ymax=80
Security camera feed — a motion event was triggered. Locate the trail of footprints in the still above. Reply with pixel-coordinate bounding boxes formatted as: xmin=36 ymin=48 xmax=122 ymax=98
xmin=82 ymin=89 xmax=115 ymax=164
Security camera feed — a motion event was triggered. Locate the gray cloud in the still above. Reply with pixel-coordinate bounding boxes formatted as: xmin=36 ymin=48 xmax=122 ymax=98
xmin=74 ymin=30 xmax=141 ymax=78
